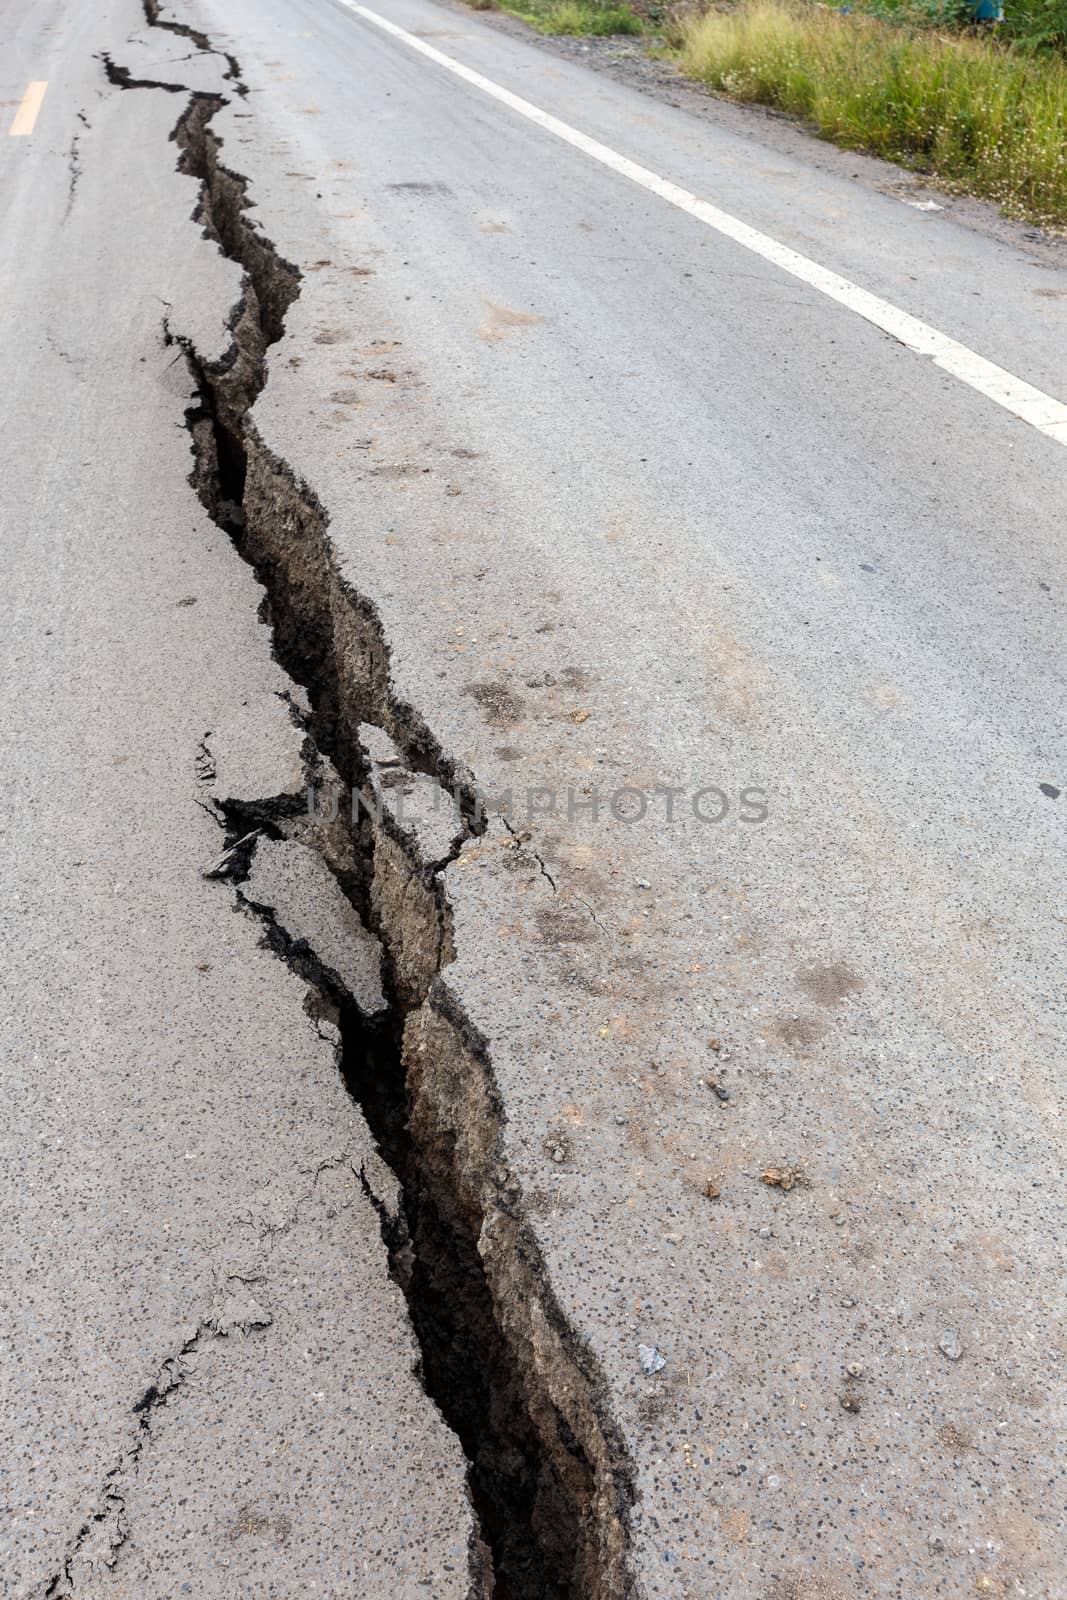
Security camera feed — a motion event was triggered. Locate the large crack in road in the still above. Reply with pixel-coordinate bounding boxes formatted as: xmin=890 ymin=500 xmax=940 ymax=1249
xmin=102 ymin=8 xmax=640 ymax=1598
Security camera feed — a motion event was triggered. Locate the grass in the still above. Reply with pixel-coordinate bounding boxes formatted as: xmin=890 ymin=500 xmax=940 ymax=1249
xmin=472 ymin=0 xmax=644 ymax=33
xmin=672 ymin=1 xmax=1067 ymax=224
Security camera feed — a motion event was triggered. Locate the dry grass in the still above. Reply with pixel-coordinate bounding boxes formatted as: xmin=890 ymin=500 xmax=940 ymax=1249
xmin=672 ymin=1 xmax=1067 ymax=225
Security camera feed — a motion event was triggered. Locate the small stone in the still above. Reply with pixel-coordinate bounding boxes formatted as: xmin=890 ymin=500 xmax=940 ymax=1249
xmin=614 ymin=1114 xmax=628 ymax=1126
xmin=550 ymin=1146 xmax=566 ymax=1164
xmin=757 ymin=1226 xmax=773 ymax=1240
xmin=706 ymin=1078 xmax=731 ymax=1102
xmin=764 ymin=1472 xmax=782 ymax=1491
xmin=638 ymin=1343 xmax=666 ymax=1375
xmin=707 ymin=1038 xmax=721 ymax=1052
xmin=938 ymin=1329 xmax=963 ymax=1362
xmin=840 ymin=1391 xmax=861 ymax=1413
xmin=634 ymin=878 xmax=652 ymax=889
xmin=928 ymin=1534 xmax=946 ymax=1552
xmin=761 ymin=1166 xmax=800 ymax=1191
xmin=846 ymin=1361 xmax=864 ymax=1379
xmin=703 ymin=1179 xmax=720 ymax=1200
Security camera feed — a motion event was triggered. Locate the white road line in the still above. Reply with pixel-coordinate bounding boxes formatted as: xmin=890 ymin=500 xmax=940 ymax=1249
xmin=336 ymin=0 xmax=1067 ymax=447
xmin=8 ymin=80 xmax=48 ymax=137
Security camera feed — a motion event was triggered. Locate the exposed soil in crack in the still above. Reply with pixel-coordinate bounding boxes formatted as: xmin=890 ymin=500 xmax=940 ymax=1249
xmin=109 ymin=22 xmax=638 ymax=1600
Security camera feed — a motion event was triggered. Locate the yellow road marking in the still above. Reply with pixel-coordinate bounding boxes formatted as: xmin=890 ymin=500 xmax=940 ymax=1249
xmin=8 ymin=81 xmax=48 ymax=137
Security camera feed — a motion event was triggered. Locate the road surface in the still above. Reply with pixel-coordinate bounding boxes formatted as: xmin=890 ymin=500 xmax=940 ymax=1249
xmin=1 ymin=0 xmax=1064 ymax=1596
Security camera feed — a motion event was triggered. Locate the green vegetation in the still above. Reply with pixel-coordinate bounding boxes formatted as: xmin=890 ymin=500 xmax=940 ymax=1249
xmin=672 ymin=1 xmax=1067 ymax=224
xmin=861 ymin=0 xmax=1067 ymax=52
xmin=474 ymin=0 xmax=644 ymax=34
xmin=1005 ymin=0 xmax=1067 ymax=50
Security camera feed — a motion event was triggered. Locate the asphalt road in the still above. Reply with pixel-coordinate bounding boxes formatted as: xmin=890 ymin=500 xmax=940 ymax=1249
xmin=2 ymin=0 xmax=1065 ymax=1595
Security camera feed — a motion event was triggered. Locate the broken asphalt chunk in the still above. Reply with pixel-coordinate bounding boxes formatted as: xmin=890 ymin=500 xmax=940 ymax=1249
xmin=241 ymin=836 xmax=386 ymax=1016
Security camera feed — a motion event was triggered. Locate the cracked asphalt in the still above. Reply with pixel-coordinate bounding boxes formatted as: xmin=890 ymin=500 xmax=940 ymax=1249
xmin=0 ymin=5 xmax=478 ymax=1595
xmin=1 ymin=0 xmax=1065 ymax=1595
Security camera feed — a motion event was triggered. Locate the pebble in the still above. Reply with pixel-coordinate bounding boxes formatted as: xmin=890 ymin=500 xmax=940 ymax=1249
xmin=638 ymin=1343 xmax=666 ymax=1375
xmin=846 ymin=1361 xmax=864 ymax=1379
xmin=928 ymin=1534 xmax=946 ymax=1552
xmin=634 ymin=878 xmax=652 ymax=889
xmin=550 ymin=1146 xmax=566 ymax=1164
xmin=938 ymin=1328 xmax=963 ymax=1362
xmin=757 ymin=1226 xmax=773 ymax=1240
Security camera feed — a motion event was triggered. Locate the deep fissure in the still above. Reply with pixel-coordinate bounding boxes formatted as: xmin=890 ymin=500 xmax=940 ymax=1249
xmin=226 ymin=879 xmax=584 ymax=1600
xmin=158 ymin=70 xmax=634 ymax=1600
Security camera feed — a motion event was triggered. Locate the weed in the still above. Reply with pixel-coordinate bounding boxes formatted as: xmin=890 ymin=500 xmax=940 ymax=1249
xmin=479 ymin=0 xmax=644 ymax=34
